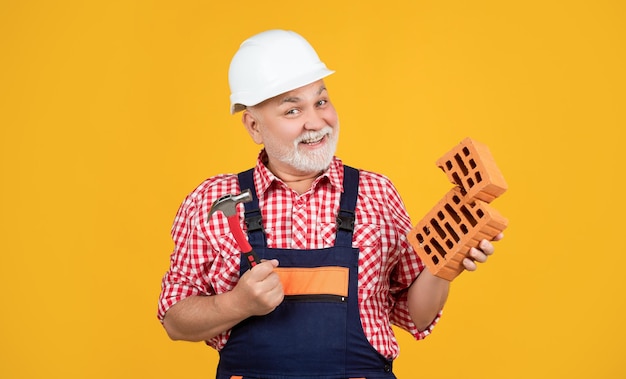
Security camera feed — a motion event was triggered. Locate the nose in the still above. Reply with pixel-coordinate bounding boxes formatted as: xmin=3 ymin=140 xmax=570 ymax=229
xmin=303 ymin=115 xmax=324 ymax=130
xmin=303 ymin=109 xmax=329 ymax=131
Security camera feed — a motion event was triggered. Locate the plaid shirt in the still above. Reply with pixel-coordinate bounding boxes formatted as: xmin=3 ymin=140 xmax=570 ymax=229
xmin=158 ymin=152 xmax=439 ymax=359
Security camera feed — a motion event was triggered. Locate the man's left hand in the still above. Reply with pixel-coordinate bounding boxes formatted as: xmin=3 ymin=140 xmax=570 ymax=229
xmin=462 ymin=233 xmax=504 ymax=271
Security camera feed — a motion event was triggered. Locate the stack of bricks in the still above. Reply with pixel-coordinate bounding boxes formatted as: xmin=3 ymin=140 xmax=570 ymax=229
xmin=407 ymin=138 xmax=508 ymax=281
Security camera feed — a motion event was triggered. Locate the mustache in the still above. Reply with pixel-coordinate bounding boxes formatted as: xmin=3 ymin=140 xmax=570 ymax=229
xmin=295 ymin=126 xmax=334 ymax=144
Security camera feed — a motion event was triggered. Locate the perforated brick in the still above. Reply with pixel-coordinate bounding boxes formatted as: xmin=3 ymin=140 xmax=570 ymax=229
xmin=436 ymin=137 xmax=508 ymax=203
xmin=407 ymin=137 xmax=508 ymax=281
xmin=408 ymin=187 xmax=508 ymax=280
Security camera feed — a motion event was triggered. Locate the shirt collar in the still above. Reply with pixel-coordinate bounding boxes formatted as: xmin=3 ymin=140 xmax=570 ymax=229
xmin=253 ymin=149 xmax=345 ymax=196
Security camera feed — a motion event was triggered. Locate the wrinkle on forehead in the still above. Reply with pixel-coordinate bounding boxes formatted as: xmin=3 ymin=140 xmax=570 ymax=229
xmin=279 ymin=84 xmax=327 ymax=105
xmin=249 ymin=80 xmax=328 ymax=113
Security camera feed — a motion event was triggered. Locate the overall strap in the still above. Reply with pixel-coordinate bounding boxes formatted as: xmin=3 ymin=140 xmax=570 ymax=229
xmin=237 ymin=168 xmax=266 ymax=248
xmin=335 ymin=165 xmax=360 ymax=248
xmin=237 ymin=166 xmax=361 ymax=249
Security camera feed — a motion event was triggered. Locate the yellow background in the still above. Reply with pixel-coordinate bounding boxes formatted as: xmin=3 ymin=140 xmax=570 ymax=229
xmin=1 ymin=1 xmax=624 ymax=378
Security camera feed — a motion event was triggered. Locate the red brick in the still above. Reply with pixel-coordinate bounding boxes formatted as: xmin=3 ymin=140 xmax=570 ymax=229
xmin=436 ymin=137 xmax=508 ymax=203
xmin=408 ymin=187 xmax=509 ymax=280
xmin=407 ymin=137 xmax=508 ymax=281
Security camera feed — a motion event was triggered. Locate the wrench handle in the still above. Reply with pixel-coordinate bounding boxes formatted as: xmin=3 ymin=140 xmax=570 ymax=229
xmin=227 ymin=215 xmax=261 ymax=268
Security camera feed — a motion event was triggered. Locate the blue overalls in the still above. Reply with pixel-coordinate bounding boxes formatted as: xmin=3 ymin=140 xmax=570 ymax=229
xmin=215 ymin=166 xmax=396 ymax=379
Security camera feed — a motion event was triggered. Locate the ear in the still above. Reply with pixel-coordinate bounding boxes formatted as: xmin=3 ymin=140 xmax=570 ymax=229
xmin=242 ymin=110 xmax=263 ymax=145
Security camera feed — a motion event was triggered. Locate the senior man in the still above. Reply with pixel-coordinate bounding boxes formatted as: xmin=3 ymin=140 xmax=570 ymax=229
xmin=158 ymin=29 xmax=502 ymax=379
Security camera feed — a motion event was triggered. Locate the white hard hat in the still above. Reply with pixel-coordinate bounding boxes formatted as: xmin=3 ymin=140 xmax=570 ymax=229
xmin=228 ymin=30 xmax=334 ymax=114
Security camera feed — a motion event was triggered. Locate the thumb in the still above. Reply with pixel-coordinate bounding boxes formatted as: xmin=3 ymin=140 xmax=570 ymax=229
xmin=249 ymin=259 xmax=279 ymax=279
xmin=259 ymin=258 xmax=279 ymax=268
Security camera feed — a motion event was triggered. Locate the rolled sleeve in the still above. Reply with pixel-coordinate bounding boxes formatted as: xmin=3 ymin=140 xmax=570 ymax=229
xmin=157 ymin=196 xmax=212 ymax=323
xmin=390 ymin=278 xmax=442 ymax=340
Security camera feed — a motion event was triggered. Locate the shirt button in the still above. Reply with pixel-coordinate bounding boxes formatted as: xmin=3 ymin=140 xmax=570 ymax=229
xmin=384 ymin=364 xmax=392 ymax=372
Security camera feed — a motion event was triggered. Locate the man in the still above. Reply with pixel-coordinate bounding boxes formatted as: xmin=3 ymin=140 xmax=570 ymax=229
xmin=158 ymin=29 xmax=501 ymax=379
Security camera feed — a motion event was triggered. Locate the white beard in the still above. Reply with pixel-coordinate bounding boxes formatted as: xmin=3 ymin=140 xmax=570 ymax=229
xmin=264 ymin=123 xmax=339 ymax=174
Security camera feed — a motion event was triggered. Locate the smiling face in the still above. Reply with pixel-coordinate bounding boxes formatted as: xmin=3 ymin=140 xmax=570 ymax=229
xmin=242 ymin=80 xmax=339 ymax=179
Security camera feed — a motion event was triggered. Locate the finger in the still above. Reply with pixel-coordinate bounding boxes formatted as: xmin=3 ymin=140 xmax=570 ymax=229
xmin=469 ymin=247 xmax=489 ymax=263
xmin=264 ymin=288 xmax=285 ymax=312
xmin=479 ymin=239 xmax=495 ymax=255
xmin=258 ymin=275 xmax=285 ymax=311
xmin=268 ymin=279 xmax=284 ymax=299
xmin=263 ymin=270 xmax=283 ymax=289
xmin=493 ymin=232 xmax=504 ymax=242
xmin=258 ymin=258 xmax=280 ymax=268
xmin=248 ymin=259 xmax=279 ymax=280
xmin=463 ymin=257 xmax=478 ymax=271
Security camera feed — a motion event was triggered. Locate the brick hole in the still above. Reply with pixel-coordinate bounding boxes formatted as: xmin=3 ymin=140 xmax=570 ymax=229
xmin=460 ymin=224 xmax=469 ymax=234
xmin=432 ymin=255 xmax=439 ymax=265
xmin=445 ymin=239 xmax=454 ymax=249
xmin=454 ymin=153 xmax=469 ymax=175
xmin=430 ymin=219 xmax=447 ymax=239
xmin=422 ymin=225 xmax=430 ymax=235
xmin=452 ymin=172 xmax=462 ymax=186
xmin=452 ymin=195 xmax=461 ymax=204
xmin=463 ymin=147 xmax=470 ymax=156
xmin=444 ymin=204 xmax=461 ymax=223
xmin=444 ymin=222 xmax=460 ymax=242
xmin=437 ymin=211 xmax=445 ymax=220
xmin=467 ymin=177 xmax=475 ymax=188
xmin=416 ymin=233 xmax=425 ymax=244
xmin=424 ymin=245 xmax=432 ymax=254
xmin=475 ymin=172 xmax=482 ymax=183
xmin=430 ymin=238 xmax=447 ymax=258
xmin=460 ymin=205 xmax=477 ymax=226
xmin=445 ymin=161 xmax=453 ymax=170
xmin=469 ymin=159 xmax=476 ymax=169
xmin=476 ymin=209 xmax=484 ymax=218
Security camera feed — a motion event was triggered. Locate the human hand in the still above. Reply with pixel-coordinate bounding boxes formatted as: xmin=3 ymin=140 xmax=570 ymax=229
xmin=462 ymin=233 xmax=504 ymax=272
xmin=232 ymin=259 xmax=284 ymax=317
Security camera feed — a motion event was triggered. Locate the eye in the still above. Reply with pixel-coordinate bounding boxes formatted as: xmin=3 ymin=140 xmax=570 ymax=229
xmin=316 ymin=99 xmax=328 ymax=107
xmin=285 ymin=108 xmax=301 ymax=116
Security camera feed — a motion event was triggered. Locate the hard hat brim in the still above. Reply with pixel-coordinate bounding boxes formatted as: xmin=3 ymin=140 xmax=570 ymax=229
xmin=230 ymin=66 xmax=334 ymax=114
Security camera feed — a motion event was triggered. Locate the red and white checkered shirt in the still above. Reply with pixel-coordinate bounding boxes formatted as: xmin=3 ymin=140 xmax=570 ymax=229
xmin=158 ymin=152 xmax=439 ymax=359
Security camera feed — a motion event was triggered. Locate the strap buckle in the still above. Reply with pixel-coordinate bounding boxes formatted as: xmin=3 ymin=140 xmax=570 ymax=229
xmin=336 ymin=212 xmax=355 ymax=232
xmin=245 ymin=214 xmax=263 ymax=232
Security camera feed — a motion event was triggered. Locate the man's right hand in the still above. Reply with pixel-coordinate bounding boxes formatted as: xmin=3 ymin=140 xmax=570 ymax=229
xmin=232 ymin=259 xmax=284 ymax=317
xmin=162 ymin=259 xmax=284 ymax=342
